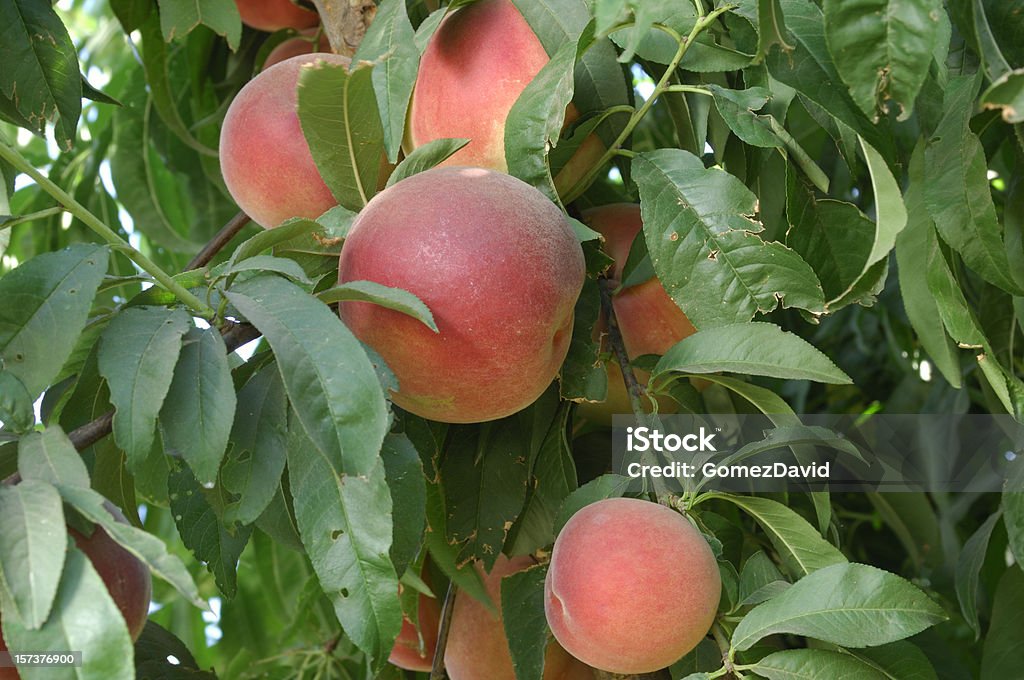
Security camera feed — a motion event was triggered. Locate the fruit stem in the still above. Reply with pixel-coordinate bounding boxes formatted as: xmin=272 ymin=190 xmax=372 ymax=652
xmin=0 ymin=139 xmax=217 ymax=319
xmin=561 ymin=5 xmax=737 ymax=203
xmin=429 ymin=581 xmax=457 ymax=680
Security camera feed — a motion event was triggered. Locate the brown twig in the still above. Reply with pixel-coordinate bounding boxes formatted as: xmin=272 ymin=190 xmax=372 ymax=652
xmin=598 ymin=276 xmax=649 ymax=420
xmin=186 ymin=211 xmax=251 ymax=270
xmin=429 ymin=581 xmax=457 ymax=680
xmin=311 ymin=0 xmax=377 ymax=57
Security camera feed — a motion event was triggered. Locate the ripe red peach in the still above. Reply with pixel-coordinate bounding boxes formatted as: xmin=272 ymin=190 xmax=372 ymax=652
xmin=264 ymin=29 xmax=332 ymax=68
xmin=406 ymin=0 xmax=604 ymax=195
xmin=545 ymin=498 xmax=721 ymax=674
xmin=236 ymin=0 xmax=318 ymax=32
xmin=445 ymin=555 xmax=593 ymax=680
xmin=0 ymin=500 xmax=151 ymax=680
xmin=220 ymin=53 xmax=347 ymax=228
xmin=579 ymin=204 xmax=697 ymax=421
xmin=388 ymin=588 xmax=441 ymax=671
xmin=337 ymin=166 xmax=585 ymax=423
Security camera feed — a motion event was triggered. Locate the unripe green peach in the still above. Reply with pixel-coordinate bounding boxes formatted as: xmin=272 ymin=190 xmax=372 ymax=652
xmin=545 ymin=497 xmax=720 ymax=674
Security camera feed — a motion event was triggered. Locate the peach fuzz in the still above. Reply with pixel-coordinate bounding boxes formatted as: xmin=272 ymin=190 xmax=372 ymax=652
xmin=545 ymin=497 xmax=721 ymax=674
xmin=445 ymin=555 xmax=592 ymax=680
xmin=337 ymin=166 xmax=584 ymax=423
xmin=406 ymin=0 xmax=603 ymax=195
xmin=220 ymin=53 xmax=345 ymax=228
xmin=236 ymin=0 xmax=319 ymax=32
xmin=579 ymin=204 xmax=696 ymax=421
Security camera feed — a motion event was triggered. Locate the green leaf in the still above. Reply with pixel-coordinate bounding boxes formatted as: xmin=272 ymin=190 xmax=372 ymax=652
xmin=297 ymin=58 xmax=384 ymax=211
xmin=955 ymin=510 xmax=1002 ymax=637
xmin=0 ymin=480 xmax=66 ymax=629
xmin=159 ymin=327 xmax=236 ymax=485
xmin=0 ymin=372 xmax=33 ymax=434
xmin=0 ymin=244 xmax=109 ymax=398
xmin=653 ymin=323 xmax=851 ymax=385
xmin=318 ymin=280 xmax=437 ymax=332
xmin=980 ymin=567 xmax=1024 ymax=679
xmin=110 ymin=0 xmax=152 ymax=32
xmin=381 ymin=433 xmax=426 ymax=579
xmin=229 ymin=217 xmax=322 ymax=263
xmin=353 ymin=0 xmax=419 ymax=162
xmin=17 ymin=426 xmax=89 ymax=488
xmin=895 ymin=142 xmax=961 ymax=387
xmin=844 ymin=641 xmax=938 ymax=680
xmin=731 ymin=562 xmax=946 ymax=651
xmin=634 ymin=149 xmax=825 ymax=328
xmin=386 ymin=138 xmax=470 ymax=188
xmin=157 ymin=0 xmax=241 ymax=49
xmin=739 ymin=551 xmax=789 ymax=605
xmin=56 ymin=483 xmax=207 ymax=610
xmin=756 ymin=0 xmax=794 ymax=60
xmin=0 ymin=545 xmax=133 ymax=680
xmin=169 ymin=463 xmax=252 ymax=599
xmin=287 ymin=420 xmax=401 ymax=667
xmin=554 ymin=474 xmax=631 ymax=534
xmin=926 ymin=231 xmax=986 ymax=348
xmin=924 ymin=75 xmax=1023 ymax=295
xmin=707 ymin=85 xmax=781 ymax=148
xmin=971 ymin=0 xmax=1012 ymax=82
xmin=501 ymin=563 xmax=550 ymax=680
xmin=1004 ymin=455 xmax=1024 ymax=567
xmin=709 ymin=494 xmax=846 ymax=578
xmin=752 ymin=648 xmax=896 ymax=679
xmin=765 ymin=0 xmax=894 ymax=160
xmin=98 ymin=307 xmax=191 ymax=472
xmin=980 ymin=68 xmax=1024 ymax=123
xmin=558 ymin=278 xmax=606 ymax=402
xmin=134 ymin=621 xmax=218 ymax=679
xmin=221 ymin=364 xmax=288 ymax=526
xmin=822 ymin=0 xmax=941 ymax=120
xmin=0 ymin=0 xmax=82 ymax=150
xmin=505 ymin=29 xmax=588 ymax=203
xmin=441 ymin=420 xmax=534 ymax=571
xmin=224 ymin=255 xmax=313 ymax=285
xmin=225 ymin=275 xmax=396 ymax=661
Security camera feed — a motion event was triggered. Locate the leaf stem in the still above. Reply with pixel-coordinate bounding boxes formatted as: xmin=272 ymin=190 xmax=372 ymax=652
xmin=562 ymin=5 xmax=736 ymax=203
xmin=598 ymin=277 xmax=649 ymax=420
xmin=0 ymin=140 xmax=217 ymax=319
xmin=0 ymin=206 xmax=64 ymax=230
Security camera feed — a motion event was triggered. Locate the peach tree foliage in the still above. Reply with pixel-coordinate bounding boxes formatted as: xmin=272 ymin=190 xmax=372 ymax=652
xmin=0 ymin=0 xmax=1022 ymax=678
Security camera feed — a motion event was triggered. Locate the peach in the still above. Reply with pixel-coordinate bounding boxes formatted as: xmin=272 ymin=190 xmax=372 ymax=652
xmin=264 ymin=29 xmax=332 ymax=68
xmin=445 ymin=555 xmax=592 ymax=680
xmin=545 ymin=498 xmax=721 ymax=674
xmin=579 ymin=204 xmax=696 ymax=422
xmin=220 ymin=53 xmax=346 ymax=228
xmin=236 ymin=0 xmax=319 ymax=32
xmin=0 ymin=500 xmax=151 ymax=679
xmin=388 ymin=587 xmax=442 ymax=671
xmin=337 ymin=166 xmax=585 ymax=423
xmin=406 ymin=0 xmax=604 ymax=195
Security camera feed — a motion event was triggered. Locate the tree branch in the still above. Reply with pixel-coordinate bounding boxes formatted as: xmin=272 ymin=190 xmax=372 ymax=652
xmin=186 ymin=211 xmax=251 ymax=269
xmin=598 ymin=276 xmax=649 ymax=420
xmin=311 ymin=0 xmax=377 ymax=57
xmin=429 ymin=581 xmax=457 ymax=680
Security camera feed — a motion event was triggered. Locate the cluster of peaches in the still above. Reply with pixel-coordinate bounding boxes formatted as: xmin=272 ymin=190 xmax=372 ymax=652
xmin=222 ymin=0 xmax=721 ymax=676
